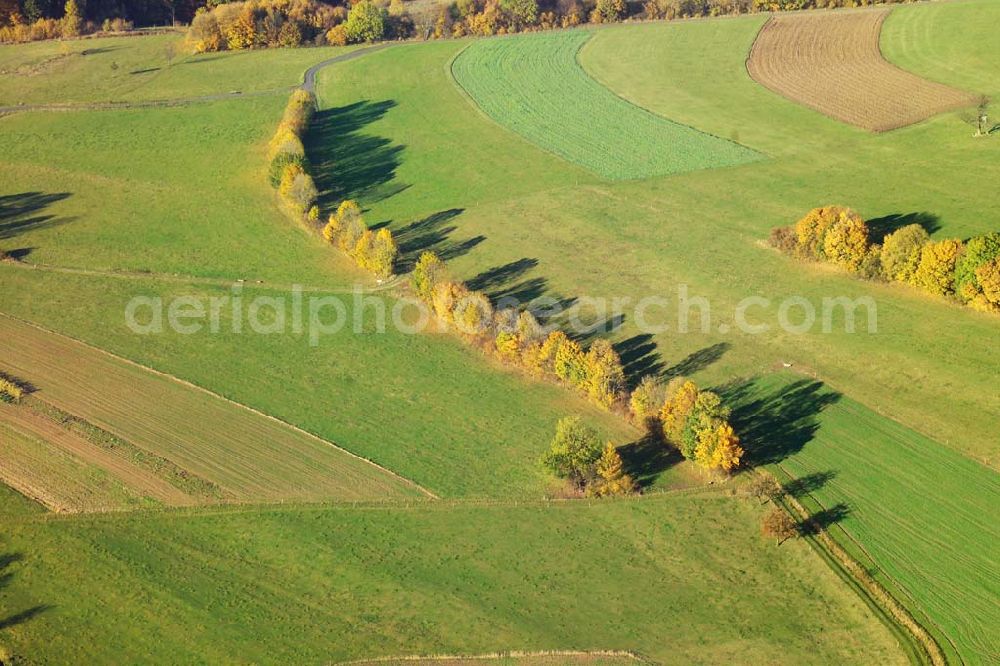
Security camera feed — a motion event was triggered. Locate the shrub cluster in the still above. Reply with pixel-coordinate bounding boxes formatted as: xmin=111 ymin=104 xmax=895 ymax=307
xmin=770 ymin=206 xmax=1000 ymax=314
xmin=541 ymin=416 xmax=636 ymax=496
xmin=631 ymin=376 xmax=744 ymax=472
xmin=0 ymin=373 xmax=25 ymax=403
xmin=0 ymin=0 xmax=90 ymax=43
xmin=268 ymin=90 xmax=319 ymax=215
xmin=322 ymin=200 xmax=399 ymax=279
xmin=410 ymin=250 xmax=628 ymax=408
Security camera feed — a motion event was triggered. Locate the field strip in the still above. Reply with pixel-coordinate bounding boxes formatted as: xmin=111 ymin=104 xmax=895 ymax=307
xmin=746 ymin=8 xmax=976 ymax=132
xmin=451 ymin=30 xmax=761 ymax=180
xmin=0 ymin=419 xmax=162 ymax=513
xmin=0 ymin=402 xmax=196 ymax=507
xmin=0 ymin=87 xmax=291 ymax=114
xmin=0 ymin=313 xmax=437 ymax=502
xmin=337 ymin=649 xmax=649 ymax=665
xmin=0 ymin=257 xmax=403 ymax=294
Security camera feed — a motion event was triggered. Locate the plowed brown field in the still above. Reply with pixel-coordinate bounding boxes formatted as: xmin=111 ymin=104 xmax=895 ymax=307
xmin=746 ymin=9 xmax=975 ymax=131
xmin=0 ymin=314 xmax=428 ymax=503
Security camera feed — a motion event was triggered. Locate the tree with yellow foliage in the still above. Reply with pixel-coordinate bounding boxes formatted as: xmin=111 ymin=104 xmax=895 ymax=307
xmin=369 ymin=228 xmax=398 ymax=279
xmin=794 ymin=206 xmax=857 ymax=260
xmin=494 ymin=330 xmax=520 ymax=362
xmin=411 ymin=251 xmax=448 ymax=302
xmin=629 ymin=375 xmax=663 ymax=428
xmin=914 ymin=238 xmax=963 ymax=296
xmin=589 ymin=442 xmax=636 ymax=497
xmin=453 ymin=291 xmax=494 ymax=336
xmin=823 ymin=214 xmax=870 ymax=272
xmin=432 ymin=281 xmax=467 ymax=323
xmin=694 ymin=421 xmax=743 ymax=472
xmin=333 ymin=200 xmax=365 ymax=251
xmin=61 ymin=0 xmax=81 ymax=36
xmin=0 ymin=376 xmax=24 ymax=403
xmin=554 ymin=337 xmax=587 ymax=387
xmin=971 ymin=258 xmax=1000 ymax=312
xmin=880 ymin=224 xmax=929 ymax=283
xmin=225 ymin=10 xmax=256 ymax=49
xmin=538 ymin=330 xmax=569 ymax=371
xmin=660 ymin=378 xmax=699 ymax=449
xmin=584 ymin=338 xmax=625 ymax=407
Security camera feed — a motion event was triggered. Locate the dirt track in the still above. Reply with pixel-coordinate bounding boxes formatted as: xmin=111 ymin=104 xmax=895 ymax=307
xmin=746 ymin=9 xmax=976 ymax=132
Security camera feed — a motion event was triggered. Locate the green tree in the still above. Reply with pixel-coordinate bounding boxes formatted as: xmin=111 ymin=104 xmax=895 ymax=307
xmin=955 ymin=232 xmax=1000 ymax=303
xmin=540 ymin=416 xmax=602 ymax=488
xmin=344 ymin=0 xmax=387 ymax=43
xmin=499 ymin=0 xmax=537 ymax=28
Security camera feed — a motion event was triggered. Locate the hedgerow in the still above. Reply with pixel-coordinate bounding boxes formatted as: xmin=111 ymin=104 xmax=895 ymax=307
xmin=770 ymin=206 xmax=1000 ymax=314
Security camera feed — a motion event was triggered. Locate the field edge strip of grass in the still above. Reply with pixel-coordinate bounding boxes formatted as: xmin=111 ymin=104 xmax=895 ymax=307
xmin=0 ymin=311 xmax=439 ymax=500
xmin=764 ymin=465 xmax=948 ymax=666
xmin=337 ymin=649 xmax=651 ymax=665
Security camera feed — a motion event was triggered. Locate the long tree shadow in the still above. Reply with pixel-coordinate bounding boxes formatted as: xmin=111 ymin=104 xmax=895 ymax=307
xmin=618 ymin=432 xmax=681 ymax=489
xmin=0 ymin=551 xmax=50 ymax=631
xmin=614 ymin=334 xmax=665 ymax=391
xmin=783 ymin=470 xmax=836 ymax=499
xmin=305 ymin=100 xmax=407 ymax=208
xmin=664 ymin=342 xmax=730 ymax=381
xmin=721 ymin=377 xmax=841 ymax=465
xmin=468 ymin=258 xmax=538 ymax=296
xmin=393 ymin=208 xmax=483 ymax=271
xmin=799 ymin=502 xmax=851 ymax=535
xmin=867 ymin=211 xmax=940 ymax=242
xmin=0 ymin=192 xmax=73 ymax=253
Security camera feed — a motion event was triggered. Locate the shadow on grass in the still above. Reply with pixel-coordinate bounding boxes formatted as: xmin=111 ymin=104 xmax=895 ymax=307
xmin=305 ymin=100 xmax=406 ymax=209
xmin=867 ymin=211 xmax=940 ymax=241
xmin=0 ymin=192 xmax=73 ymax=246
xmin=0 ymin=551 xmax=50 ymax=631
xmin=618 ymin=431 xmax=681 ymax=489
xmin=721 ymin=377 xmax=841 ymax=466
xmin=394 ymin=208 xmax=483 ymax=272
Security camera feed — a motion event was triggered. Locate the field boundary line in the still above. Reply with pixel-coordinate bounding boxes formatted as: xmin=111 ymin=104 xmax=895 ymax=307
xmin=6 ymin=482 xmax=730 ymax=525
xmin=336 ymin=649 xmax=653 ymax=665
xmin=0 ymin=257 xmax=404 ymax=294
xmin=0 ymin=311 xmax=439 ymax=500
xmin=771 ymin=460 xmax=964 ymax=665
xmin=763 ymin=465 xmax=949 ymax=666
xmin=0 ymin=87 xmax=292 ymax=114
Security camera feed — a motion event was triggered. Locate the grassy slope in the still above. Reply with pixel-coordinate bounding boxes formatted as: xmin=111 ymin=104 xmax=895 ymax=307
xmin=729 ymin=374 xmax=1000 ymax=665
xmin=305 ymin=10 xmax=1000 ymax=468
xmin=0 ymin=33 xmax=360 ymax=105
xmin=0 ymin=266 xmax=635 ymax=499
xmin=0 ymin=495 xmax=906 ymax=664
xmin=451 ymin=31 xmax=759 ymax=179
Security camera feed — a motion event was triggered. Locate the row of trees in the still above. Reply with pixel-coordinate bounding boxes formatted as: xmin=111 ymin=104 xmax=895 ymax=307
xmin=410 ymin=250 xmax=628 ymax=408
xmin=0 ymin=0 xmax=105 ymax=42
xmin=770 ymin=206 xmax=1000 ymax=314
xmin=631 ymin=376 xmax=744 ymax=472
xmin=268 ymin=89 xmax=401 ymax=279
xmin=187 ymin=0 xmax=406 ymax=51
xmin=541 ymin=416 xmax=636 ymax=496
xmin=322 ymin=200 xmax=398 ymax=278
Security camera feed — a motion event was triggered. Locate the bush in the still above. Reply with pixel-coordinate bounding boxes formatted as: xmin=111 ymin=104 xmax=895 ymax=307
xmin=955 ymin=232 xmax=1000 ymax=304
xmin=768 ymin=226 xmax=798 ymax=255
xmin=880 ymin=224 xmax=929 ymax=283
xmin=540 ymin=416 xmax=602 ymax=488
xmin=914 ymin=238 xmax=963 ymax=296
xmin=793 ymin=205 xmax=860 ymax=261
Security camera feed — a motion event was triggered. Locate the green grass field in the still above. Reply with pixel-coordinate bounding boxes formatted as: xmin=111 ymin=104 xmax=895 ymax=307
xmin=451 ymin=30 xmax=760 ymax=180
xmin=728 ymin=374 xmax=1000 ymax=665
xmin=0 ymin=0 xmax=998 ymax=661
xmin=0 ymin=495 xmax=906 ymax=664
xmin=0 ymin=32 xmax=360 ymax=105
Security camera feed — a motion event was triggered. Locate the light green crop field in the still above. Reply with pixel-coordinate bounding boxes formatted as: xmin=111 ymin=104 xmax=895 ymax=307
xmin=0 ymin=495 xmax=906 ymax=664
xmin=729 ymin=374 xmax=1000 ymax=665
xmin=0 ymin=32 xmax=360 ymax=105
xmin=451 ymin=30 xmax=760 ymax=180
